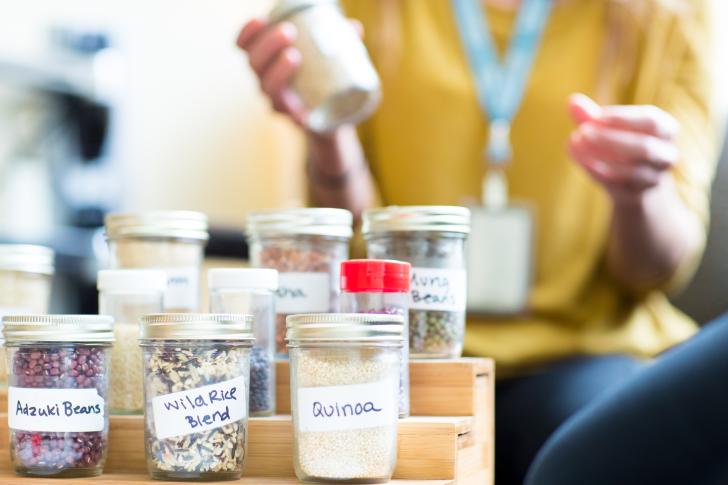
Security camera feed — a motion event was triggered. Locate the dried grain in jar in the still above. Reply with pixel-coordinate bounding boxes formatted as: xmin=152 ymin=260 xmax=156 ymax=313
xmin=4 ymin=315 xmax=114 ymax=478
xmin=98 ymin=269 xmax=166 ymax=414
xmin=364 ymin=206 xmax=470 ymax=358
xmin=287 ymin=313 xmax=402 ymax=483
xmin=140 ymin=313 xmax=254 ymax=481
xmin=247 ymin=208 xmax=352 ymax=356
xmin=269 ymin=0 xmax=381 ymax=133
xmin=105 ymin=211 xmax=208 ymax=313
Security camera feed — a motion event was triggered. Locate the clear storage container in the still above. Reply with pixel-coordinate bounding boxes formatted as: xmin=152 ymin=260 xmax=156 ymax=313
xmin=0 ymin=245 xmax=54 ymax=388
xmin=105 ymin=211 xmax=209 ymax=313
xmin=340 ymin=259 xmax=411 ymax=418
xmin=98 ymin=269 xmax=166 ymax=414
xmin=287 ymin=313 xmax=402 ymax=484
xmin=269 ymin=0 xmax=381 ymax=133
xmin=247 ymin=208 xmax=352 ymax=357
xmin=208 ymin=268 xmax=278 ymax=417
xmin=3 ymin=315 xmax=114 ymax=478
xmin=140 ymin=313 xmax=254 ymax=481
xmin=363 ymin=206 xmax=470 ymax=358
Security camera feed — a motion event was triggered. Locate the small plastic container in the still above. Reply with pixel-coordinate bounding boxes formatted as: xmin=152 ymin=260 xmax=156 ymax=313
xmin=268 ymin=0 xmax=381 ymax=133
xmin=0 ymin=245 xmax=54 ymax=388
xmin=208 ymin=268 xmax=278 ymax=417
xmin=247 ymin=208 xmax=352 ymax=357
xmin=287 ymin=313 xmax=402 ymax=484
xmin=363 ymin=206 xmax=470 ymax=358
xmin=104 ymin=211 xmax=209 ymax=313
xmin=3 ymin=315 xmax=114 ymax=478
xmin=97 ymin=269 xmax=166 ymax=415
xmin=140 ymin=313 xmax=254 ymax=481
xmin=340 ymin=259 xmax=411 ymax=418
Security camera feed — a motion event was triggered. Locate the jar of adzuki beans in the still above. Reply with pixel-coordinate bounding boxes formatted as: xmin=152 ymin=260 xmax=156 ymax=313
xmin=3 ymin=315 xmax=114 ymax=478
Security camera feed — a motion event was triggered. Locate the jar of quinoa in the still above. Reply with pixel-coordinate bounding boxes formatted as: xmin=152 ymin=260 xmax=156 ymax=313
xmin=140 ymin=313 xmax=254 ymax=481
xmin=363 ymin=206 xmax=470 ymax=358
xmin=104 ymin=211 xmax=209 ymax=313
xmin=3 ymin=315 xmax=114 ymax=478
xmin=246 ymin=208 xmax=352 ymax=357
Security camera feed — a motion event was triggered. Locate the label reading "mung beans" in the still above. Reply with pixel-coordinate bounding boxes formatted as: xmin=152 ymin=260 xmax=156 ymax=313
xmin=409 ymin=267 xmax=467 ymax=312
xmin=297 ymin=380 xmax=397 ymax=433
xmin=9 ymin=387 xmax=105 ymax=432
xmin=152 ymin=376 xmax=247 ymax=440
xmin=276 ymin=272 xmax=330 ymax=314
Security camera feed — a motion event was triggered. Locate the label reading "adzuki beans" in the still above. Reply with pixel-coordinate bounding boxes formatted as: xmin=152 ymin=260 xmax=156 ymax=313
xmin=409 ymin=267 xmax=466 ymax=312
xmin=152 ymin=376 xmax=246 ymax=440
xmin=9 ymin=387 xmax=105 ymax=432
xmin=297 ymin=380 xmax=397 ymax=433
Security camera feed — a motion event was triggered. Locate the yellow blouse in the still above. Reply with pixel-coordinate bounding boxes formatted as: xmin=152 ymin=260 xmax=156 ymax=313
xmin=341 ymin=0 xmax=720 ymax=373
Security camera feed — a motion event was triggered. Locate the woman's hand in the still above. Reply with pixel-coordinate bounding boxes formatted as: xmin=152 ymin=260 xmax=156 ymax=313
xmin=567 ymin=93 xmax=680 ymax=204
xmin=236 ymin=18 xmax=306 ymax=125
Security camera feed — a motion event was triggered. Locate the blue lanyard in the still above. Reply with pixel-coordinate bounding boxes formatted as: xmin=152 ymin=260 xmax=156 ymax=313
xmin=452 ymin=0 xmax=552 ymax=164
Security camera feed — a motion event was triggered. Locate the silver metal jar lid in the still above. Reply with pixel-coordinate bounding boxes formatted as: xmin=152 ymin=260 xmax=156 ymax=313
xmin=246 ymin=208 xmax=353 ymax=239
xmin=286 ymin=313 xmax=404 ymax=343
xmin=0 ymin=245 xmax=55 ymax=275
xmin=105 ymin=211 xmax=209 ymax=241
xmin=3 ymin=315 xmax=115 ymax=344
xmin=362 ymin=206 xmax=471 ymax=235
xmin=269 ymin=0 xmax=338 ymax=23
xmin=140 ymin=313 xmax=255 ymax=341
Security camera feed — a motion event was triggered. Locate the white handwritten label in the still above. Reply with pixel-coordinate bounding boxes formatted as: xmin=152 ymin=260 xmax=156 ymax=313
xmin=152 ymin=376 xmax=246 ymax=440
xmin=9 ymin=387 xmax=105 ymax=432
xmin=297 ymin=379 xmax=397 ymax=433
xmin=276 ymin=272 xmax=330 ymax=314
xmin=161 ymin=267 xmax=199 ymax=311
xmin=409 ymin=267 xmax=467 ymax=312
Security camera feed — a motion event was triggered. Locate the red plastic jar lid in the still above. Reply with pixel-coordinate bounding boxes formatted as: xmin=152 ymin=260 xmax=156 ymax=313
xmin=340 ymin=259 xmax=411 ymax=293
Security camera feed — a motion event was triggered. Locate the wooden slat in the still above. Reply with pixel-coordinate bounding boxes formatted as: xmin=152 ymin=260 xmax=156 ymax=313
xmin=0 ymin=414 xmax=480 ymax=481
xmin=276 ymin=358 xmax=494 ymax=417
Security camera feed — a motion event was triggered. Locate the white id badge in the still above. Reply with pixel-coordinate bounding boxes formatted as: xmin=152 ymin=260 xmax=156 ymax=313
xmin=467 ymin=205 xmax=533 ymax=314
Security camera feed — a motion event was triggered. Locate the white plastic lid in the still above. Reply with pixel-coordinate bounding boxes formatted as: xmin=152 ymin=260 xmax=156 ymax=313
xmin=97 ymin=269 xmax=168 ymax=293
xmin=208 ymin=268 xmax=279 ymax=291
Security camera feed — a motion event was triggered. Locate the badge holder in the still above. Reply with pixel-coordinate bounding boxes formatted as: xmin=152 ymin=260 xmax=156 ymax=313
xmin=467 ymin=122 xmax=534 ymax=315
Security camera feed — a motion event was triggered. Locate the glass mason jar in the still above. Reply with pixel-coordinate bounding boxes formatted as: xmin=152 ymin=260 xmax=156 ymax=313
xmin=340 ymin=259 xmax=411 ymax=418
xmin=140 ymin=313 xmax=254 ymax=481
xmin=208 ymin=268 xmax=278 ymax=417
xmin=97 ymin=269 xmax=166 ymax=415
xmin=0 ymin=245 xmax=55 ymax=387
xmin=247 ymin=208 xmax=352 ymax=357
xmin=105 ymin=211 xmax=209 ymax=313
xmin=268 ymin=0 xmax=381 ymax=133
xmin=3 ymin=315 xmax=114 ymax=478
xmin=287 ymin=313 xmax=402 ymax=484
xmin=363 ymin=206 xmax=471 ymax=358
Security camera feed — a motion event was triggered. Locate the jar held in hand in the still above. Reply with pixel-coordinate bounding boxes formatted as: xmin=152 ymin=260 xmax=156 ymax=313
xmin=269 ymin=0 xmax=381 ymax=133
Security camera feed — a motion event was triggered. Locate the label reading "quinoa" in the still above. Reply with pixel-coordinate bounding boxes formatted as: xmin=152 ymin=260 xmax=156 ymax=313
xmin=297 ymin=380 xmax=397 ymax=433
xmin=9 ymin=387 xmax=105 ymax=432
xmin=409 ymin=267 xmax=467 ymax=312
xmin=151 ymin=376 xmax=246 ymax=440
xmin=276 ymin=272 xmax=330 ymax=314
xmin=161 ymin=267 xmax=200 ymax=311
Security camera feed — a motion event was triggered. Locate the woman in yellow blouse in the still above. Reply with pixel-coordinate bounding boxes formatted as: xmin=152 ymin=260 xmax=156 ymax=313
xmin=238 ymin=0 xmax=720 ymax=483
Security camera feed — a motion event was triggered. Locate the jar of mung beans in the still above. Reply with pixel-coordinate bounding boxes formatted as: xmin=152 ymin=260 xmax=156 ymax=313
xmin=105 ymin=211 xmax=209 ymax=313
xmin=287 ymin=313 xmax=402 ymax=484
xmin=140 ymin=313 xmax=254 ymax=481
xmin=4 ymin=315 xmax=114 ymax=478
xmin=246 ymin=208 xmax=352 ymax=357
xmin=363 ymin=206 xmax=470 ymax=358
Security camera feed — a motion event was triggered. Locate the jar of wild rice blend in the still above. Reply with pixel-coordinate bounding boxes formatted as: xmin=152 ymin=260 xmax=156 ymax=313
xmin=287 ymin=313 xmax=402 ymax=484
xmin=140 ymin=314 xmax=254 ymax=481
xmin=363 ymin=206 xmax=470 ymax=359
xmin=105 ymin=211 xmax=209 ymax=313
xmin=246 ymin=208 xmax=352 ymax=357
xmin=4 ymin=315 xmax=114 ymax=478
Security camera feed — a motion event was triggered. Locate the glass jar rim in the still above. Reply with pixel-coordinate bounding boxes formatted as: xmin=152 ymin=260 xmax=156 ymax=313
xmin=105 ymin=211 xmax=209 ymax=242
xmin=0 ymin=244 xmax=55 ymax=275
xmin=286 ymin=313 xmax=404 ymax=343
xmin=363 ymin=206 xmax=471 ymax=235
xmin=246 ymin=208 xmax=353 ymax=239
